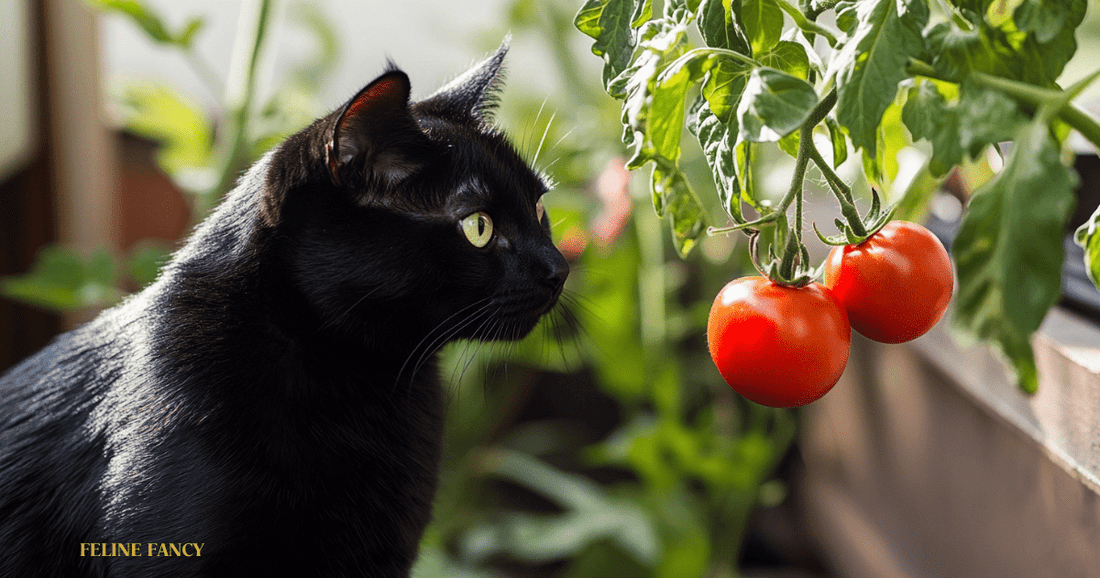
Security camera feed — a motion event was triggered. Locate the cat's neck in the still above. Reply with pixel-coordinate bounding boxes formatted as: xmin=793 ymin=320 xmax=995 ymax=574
xmin=147 ymin=155 xmax=439 ymax=402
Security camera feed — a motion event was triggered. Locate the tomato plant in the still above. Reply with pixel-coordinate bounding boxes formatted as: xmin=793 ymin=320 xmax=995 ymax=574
xmin=824 ymin=220 xmax=953 ymax=344
xmin=707 ymin=276 xmax=850 ymax=408
xmin=577 ymin=0 xmax=1100 ymax=393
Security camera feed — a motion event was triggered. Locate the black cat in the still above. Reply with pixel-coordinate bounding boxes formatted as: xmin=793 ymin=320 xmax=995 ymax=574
xmin=0 ymin=41 xmax=568 ymax=577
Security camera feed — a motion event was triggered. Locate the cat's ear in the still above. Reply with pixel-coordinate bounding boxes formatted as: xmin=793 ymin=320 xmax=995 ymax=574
xmin=416 ymin=37 xmax=509 ymax=122
xmin=326 ymin=70 xmax=423 ymax=187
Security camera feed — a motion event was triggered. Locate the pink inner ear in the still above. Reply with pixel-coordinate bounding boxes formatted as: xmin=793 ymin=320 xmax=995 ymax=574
xmin=346 ymin=76 xmax=404 ymax=121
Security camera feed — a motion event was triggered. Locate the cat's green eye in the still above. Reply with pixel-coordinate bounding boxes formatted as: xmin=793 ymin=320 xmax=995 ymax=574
xmin=536 ymin=197 xmax=545 ymax=222
xmin=461 ymin=212 xmax=494 ymax=248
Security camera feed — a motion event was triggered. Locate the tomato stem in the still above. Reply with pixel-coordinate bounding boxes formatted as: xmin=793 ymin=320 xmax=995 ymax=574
xmin=807 ymin=141 xmax=868 ymax=237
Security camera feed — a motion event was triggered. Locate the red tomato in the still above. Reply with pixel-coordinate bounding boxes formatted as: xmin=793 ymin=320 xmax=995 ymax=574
xmin=707 ymin=276 xmax=851 ymax=408
xmin=824 ymin=220 xmax=953 ymax=344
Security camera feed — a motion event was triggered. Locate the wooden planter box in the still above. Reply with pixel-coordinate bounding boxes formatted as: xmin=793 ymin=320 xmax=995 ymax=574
xmin=799 ymin=306 xmax=1100 ymax=578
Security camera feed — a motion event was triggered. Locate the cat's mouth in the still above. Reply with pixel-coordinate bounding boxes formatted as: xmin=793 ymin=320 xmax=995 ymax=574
xmin=476 ymin=288 xmax=562 ymax=342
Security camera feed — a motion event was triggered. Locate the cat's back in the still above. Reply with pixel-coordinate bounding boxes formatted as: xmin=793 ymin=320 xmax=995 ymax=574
xmin=0 ymin=293 xmax=150 ymax=576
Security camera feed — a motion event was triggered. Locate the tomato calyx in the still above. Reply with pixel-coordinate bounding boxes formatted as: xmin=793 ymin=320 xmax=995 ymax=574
xmin=813 ymin=187 xmax=896 ymax=247
xmin=748 ymin=226 xmax=822 ymax=288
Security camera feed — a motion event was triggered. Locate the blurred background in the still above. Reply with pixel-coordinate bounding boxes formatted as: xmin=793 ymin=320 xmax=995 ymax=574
xmin=3 ymin=1 xmax=1100 ymax=578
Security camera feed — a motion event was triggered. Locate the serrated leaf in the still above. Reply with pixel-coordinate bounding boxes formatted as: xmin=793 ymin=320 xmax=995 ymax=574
xmin=650 ymin=52 xmax=717 ymax=161
xmin=698 ymin=0 xmax=751 ymax=53
xmin=576 ymin=0 xmax=642 ymax=89
xmin=737 ymin=67 xmax=818 ymax=142
xmin=902 ymin=80 xmax=963 ymax=177
xmin=952 ymin=117 xmax=1078 ymax=393
xmin=617 ymin=16 xmax=693 ymax=168
xmin=741 ymin=0 xmax=783 ymax=54
xmin=652 ymin=159 xmax=709 ymax=256
xmin=1075 ymin=205 xmax=1100 ymax=290
xmin=955 ymin=79 xmax=1028 ymax=158
xmin=831 ymin=0 xmax=928 ymax=155
xmin=926 ymin=0 xmax=1084 ymax=88
xmin=688 ymin=98 xmax=743 ymax=221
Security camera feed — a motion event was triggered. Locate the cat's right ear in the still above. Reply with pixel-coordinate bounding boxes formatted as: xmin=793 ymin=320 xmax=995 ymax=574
xmin=326 ymin=70 xmax=423 ymax=188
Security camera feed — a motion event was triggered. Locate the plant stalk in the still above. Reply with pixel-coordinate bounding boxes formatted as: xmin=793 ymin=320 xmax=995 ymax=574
xmin=774 ymin=0 xmax=839 ymax=46
xmin=202 ymin=0 xmax=274 ymax=217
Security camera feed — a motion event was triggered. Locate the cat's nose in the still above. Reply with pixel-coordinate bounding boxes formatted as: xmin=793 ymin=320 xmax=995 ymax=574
xmin=543 ymin=251 xmax=569 ymax=296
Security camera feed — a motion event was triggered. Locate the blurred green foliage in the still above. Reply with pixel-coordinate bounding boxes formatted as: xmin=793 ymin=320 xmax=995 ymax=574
xmin=3 ymin=1 xmax=798 ymax=576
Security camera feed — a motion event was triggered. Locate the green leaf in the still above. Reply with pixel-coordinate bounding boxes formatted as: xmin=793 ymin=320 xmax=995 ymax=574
xmin=0 ymin=246 xmax=120 ymax=312
xmin=926 ymin=0 xmax=1085 ymax=88
xmin=650 ymin=52 xmax=717 ymax=161
xmin=830 ymin=0 xmax=928 ymax=155
xmin=175 ymin=16 xmax=206 ymax=48
xmin=118 ymin=83 xmax=214 ymax=177
xmin=824 ymin=116 xmax=848 ymax=167
xmin=861 ymin=89 xmax=908 ymax=186
xmin=737 ymin=67 xmax=818 ymax=142
xmin=902 ymin=80 xmax=963 ymax=177
xmin=1012 ymin=0 xmax=1070 ymax=44
xmin=463 ymin=450 xmax=660 ymax=565
xmin=952 ymin=117 xmax=1077 ymax=393
xmin=86 ymin=0 xmax=206 ymax=48
xmin=698 ymin=0 xmax=750 ymax=54
xmin=1075 ymin=205 xmax=1100 ymax=290
xmin=576 ymin=0 xmax=644 ymax=89
xmin=652 ymin=159 xmax=709 ymax=256
xmin=86 ymin=0 xmax=175 ymax=43
xmin=777 ymin=129 xmax=800 ymax=157
xmin=688 ymin=97 xmax=743 ymax=222
xmin=955 ymin=79 xmax=1028 ymax=158
xmin=758 ymin=40 xmax=810 ymax=80
xmin=902 ymin=78 xmax=1027 ymax=178
xmin=617 ymin=16 xmax=694 ymax=168
xmin=127 ymin=242 xmax=172 ymax=288
xmin=701 ymin=57 xmax=749 ymax=124
xmin=741 ymin=0 xmax=783 ymax=54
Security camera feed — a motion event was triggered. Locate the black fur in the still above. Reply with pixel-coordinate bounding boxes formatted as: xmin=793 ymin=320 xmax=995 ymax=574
xmin=0 ymin=41 xmax=568 ymax=577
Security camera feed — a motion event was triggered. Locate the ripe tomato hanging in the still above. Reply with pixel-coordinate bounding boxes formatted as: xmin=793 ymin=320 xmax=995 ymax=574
xmin=707 ymin=276 xmax=851 ymax=408
xmin=824 ymin=221 xmax=954 ymax=344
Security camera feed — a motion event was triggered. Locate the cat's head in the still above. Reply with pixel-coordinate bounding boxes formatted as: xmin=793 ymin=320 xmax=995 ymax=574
xmin=263 ymin=40 xmax=569 ymax=350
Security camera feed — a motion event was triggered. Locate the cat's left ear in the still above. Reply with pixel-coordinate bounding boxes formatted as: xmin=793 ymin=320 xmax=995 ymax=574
xmin=326 ymin=70 xmax=423 ymax=187
xmin=416 ymin=37 xmax=509 ymax=122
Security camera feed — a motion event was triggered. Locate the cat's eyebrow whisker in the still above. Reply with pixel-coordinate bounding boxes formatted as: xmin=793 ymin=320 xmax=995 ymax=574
xmin=530 ymin=111 xmax=556 ymax=170
xmin=548 ymin=127 xmax=574 ymax=157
